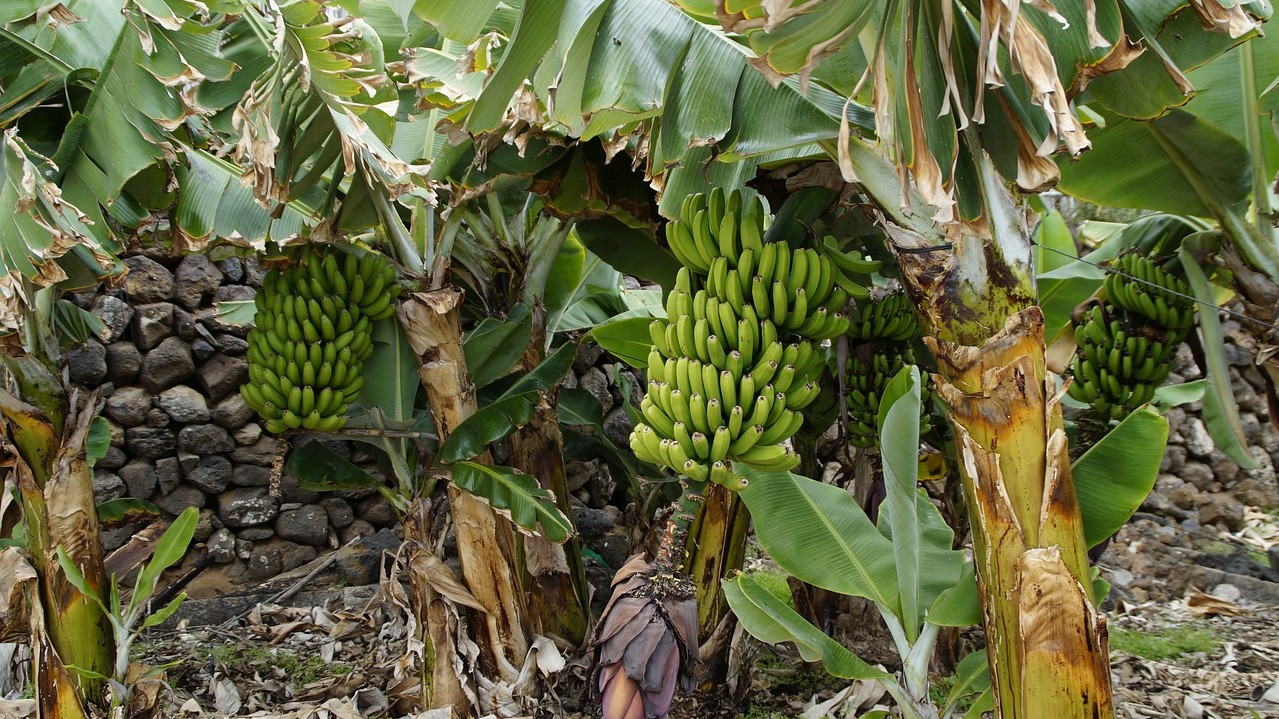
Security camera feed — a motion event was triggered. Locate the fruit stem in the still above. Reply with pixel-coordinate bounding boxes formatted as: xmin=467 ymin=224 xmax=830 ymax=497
xmin=654 ymin=478 xmax=707 ymax=573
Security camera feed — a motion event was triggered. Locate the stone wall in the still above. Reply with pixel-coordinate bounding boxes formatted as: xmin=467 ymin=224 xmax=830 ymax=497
xmin=70 ymin=255 xmax=1275 ymax=587
xmin=72 ymin=253 xmax=397 ymax=584
xmin=1143 ymin=326 xmax=1279 ymax=532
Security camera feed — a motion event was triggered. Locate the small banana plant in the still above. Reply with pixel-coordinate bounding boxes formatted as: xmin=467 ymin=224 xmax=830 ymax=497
xmin=726 ymin=367 xmax=993 ymax=719
xmin=58 ymin=507 xmax=200 ymax=712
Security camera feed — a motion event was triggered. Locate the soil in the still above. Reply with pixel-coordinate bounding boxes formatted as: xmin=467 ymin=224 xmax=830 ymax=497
xmin=110 ymin=506 xmax=1279 ymax=719
xmin=9 ymin=475 xmax=1279 ymax=718
xmin=120 ymin=579 xmax=1279 ymax=719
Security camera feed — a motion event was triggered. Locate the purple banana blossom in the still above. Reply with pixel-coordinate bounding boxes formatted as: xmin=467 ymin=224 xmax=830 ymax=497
xmin=593 ymin=554 xmax=698 ymax=719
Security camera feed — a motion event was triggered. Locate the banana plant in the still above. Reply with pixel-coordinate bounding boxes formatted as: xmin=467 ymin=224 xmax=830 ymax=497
xmin=729 ymin=365 xmax=1171 ymax=717
xmin=453 ymin=192 xmax=596 ymax=644
xmin=1055 ymin=27 xmax=1279 ymax=465
xmin=727 ymin=366 xmax=990 ymax=718
xmin=57 ymin=507 xmax=199 ymax=712
xmin=396 ymin=3 xmax=1269 ymax=714
xmin=280 ymin=303 xmax=578 ymax=712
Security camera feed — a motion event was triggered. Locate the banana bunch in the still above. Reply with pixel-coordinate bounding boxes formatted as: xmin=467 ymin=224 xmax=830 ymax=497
xmin=632 ymin=189 xmax=872 ymax=488
xmin=839 ymin=289 xmax=929 ymax=449
xmin=241 ymin=249 xmax=399 ymax=434
xmin=1103 ymin=253 xmax=1195 ymax=331
xmin=634 ymin=267 xmax=826 ymax=484
xmin=1066 ymin=304 xmax=1176 ymax=420
xmin=844 ymin=346 xmax=933 ymax=448
xmin=666 ymin=190 xmax=867 ymax=341
xmin=846 ymin=291 xmax=917 ymax=343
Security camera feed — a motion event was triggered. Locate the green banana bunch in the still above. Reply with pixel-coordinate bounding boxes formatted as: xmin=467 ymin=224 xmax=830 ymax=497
xmin=1103 ymin=253 xmax=1195 ymax=331
xmin=665 ymin=188 xmax=856 ymax=342
xmin=846 ymin=291 xmax=918 ymax=343
xmin=844 ymin=345 xmax=932 ymax=448
xmin=1066 ymin=304 xmax=1174 ymax=421
xmin=241 ymin=248 xmax=400 ymax=434
xmin=634 ymin=269 xmax=823 ymax=487
xmin=633 ymin=189 xmax=873 ymax=489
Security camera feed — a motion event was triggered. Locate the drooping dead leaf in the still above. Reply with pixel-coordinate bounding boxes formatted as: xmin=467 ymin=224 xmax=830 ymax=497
xmin=800 ymin=679 xmax=887 ymax=718
xmin=0 ymin=699 xmax=36 ymax=718
xmin=103 ymin=519 xmax=169 ymax=578
xmin=126 ymin=661 xmax=165 ymax=719
xmin=1189 ymin=0 xmax=1262 ymax=37
xmin=410 ymin=551 xmax=487 ymax=614
xmin=0 ymin=547 xmax=35 ymax=642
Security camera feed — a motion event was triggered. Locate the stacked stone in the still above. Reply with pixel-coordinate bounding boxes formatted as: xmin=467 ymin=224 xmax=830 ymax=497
xmin=1141 ymin=339 xmax=1279 ymax=533
xmin=72 ymin=253 xmax=397 ymax=583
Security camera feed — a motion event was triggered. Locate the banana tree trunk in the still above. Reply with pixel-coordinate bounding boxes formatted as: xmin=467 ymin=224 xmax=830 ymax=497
xmin=507 ymin=312 xmax=589 ymax=646
xmin=402 ymin=497 xmax=469 ymax=716
xmin=509 ymin=396 xmax=590 ymax=645
xmin=1 ymin=387 xmax=113 ymax=709
xmin=683 ymin=482 xmax=749 ymax=681
xmin=883 ymin=157 xmax=1112 ymax=718
xmin=398 ymin=288 xmax=529 ymax=686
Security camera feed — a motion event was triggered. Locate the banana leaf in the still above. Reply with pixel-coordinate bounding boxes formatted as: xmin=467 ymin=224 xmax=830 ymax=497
xmin=545 ymin=240 xmax=626 ymax=334
xmin=448 ymin=462 xmax=572 ymax=542
xmin=438 ymin=391 xmax=539 ymax=464
xmin=463 ymin=303 xmax=533 ymax=388
xmin=722 ymin=573 xmax=889 ymax=681
xmin=587 ymin=317 xmax=654 ymax=369
xmin=738 ymin=466 xmax=899 ymax=609
xmin=1071 ymin=406 xmax=1170 ymax=547
xmin=288 ymin=440 xmax=383 ymax=492
xmin=1180 ymin=241 xmax=1258 ymax=467
xmin=438 ymin=342 xmax=576 ymax=464
xmin=95 ymin=498 xmax=163 ymax=531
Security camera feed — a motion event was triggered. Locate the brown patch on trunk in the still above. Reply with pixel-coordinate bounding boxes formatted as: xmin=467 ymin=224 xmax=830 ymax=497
xmin=1015 ymin=547 xmax=1112 ymax=716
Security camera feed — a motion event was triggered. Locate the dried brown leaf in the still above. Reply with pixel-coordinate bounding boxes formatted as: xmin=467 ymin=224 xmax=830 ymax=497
xmin=0 ymin=547 xmax=35 ymax=643
xmin=1186 ymin=588 xmax=1249 ymax=618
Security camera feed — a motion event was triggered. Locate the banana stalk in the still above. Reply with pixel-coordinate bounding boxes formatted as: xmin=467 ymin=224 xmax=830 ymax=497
xmin=401 ymin=497 xmax=468 ymax=716
xmin=398 ymin=288 xmax=529 ymax=693
xmin=2 ymin=388 xmax=113 ymax=709
xmin=682 ymin=482 xmax=749 ymax=679
xmin=509 ymin=394 xmax=590 ymax=646
xmin=881 ymin=149 xmax=1112 ymax=718
xmin=507 ymin=308 xmax=589 ymax=645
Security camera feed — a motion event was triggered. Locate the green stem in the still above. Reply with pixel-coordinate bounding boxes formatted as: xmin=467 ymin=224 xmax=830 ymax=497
xmin=1239 ymin=42 xmax=1275 ymax=241
xmin=654 ymin=479 xmax=707 ymax=573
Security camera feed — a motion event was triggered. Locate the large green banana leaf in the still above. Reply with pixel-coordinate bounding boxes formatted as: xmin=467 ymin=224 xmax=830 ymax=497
xmin=410 ymin=0 xmax=872 ymax=217
xmin=689 ymin=0 xmax=1269 ymax=222
xmin=2 ymin=1 xmax=233 ymax=235
xmin=1056 ymin=108 xmax=1252 ymax=218
xmin=723 ymin=572 xmax=890 ymax=681
xmin=1071 ymin=406 xmax=1169 ymax=547
xmin=876 ymin=366 xmax=964 ymax=640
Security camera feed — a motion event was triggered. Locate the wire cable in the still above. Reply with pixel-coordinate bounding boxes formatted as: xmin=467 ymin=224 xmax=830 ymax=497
xmin=1029 ymin=239 xmax=1279 ymax=334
